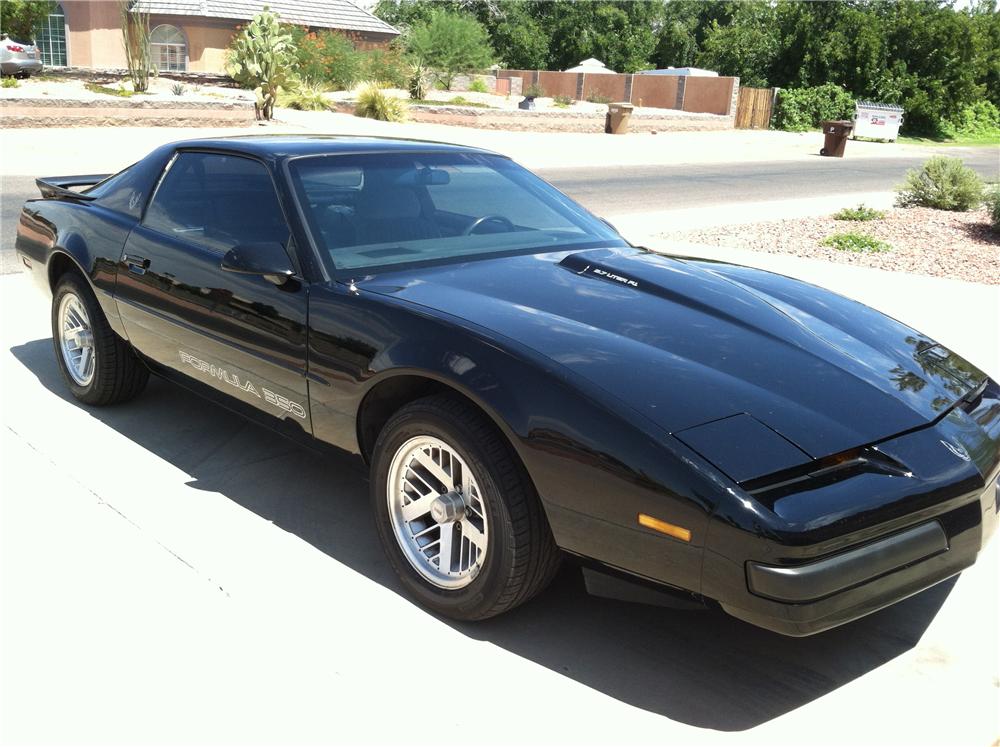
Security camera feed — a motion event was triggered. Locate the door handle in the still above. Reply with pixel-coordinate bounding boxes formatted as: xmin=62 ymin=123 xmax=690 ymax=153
xmin=124 ymin=254 xmax=150 ymax=274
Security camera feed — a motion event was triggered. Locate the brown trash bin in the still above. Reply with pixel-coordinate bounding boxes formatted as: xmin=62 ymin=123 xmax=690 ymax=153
xmin=820 ymin=120 xmax=854 ymax=157
xmin=605 ymin=102 xmax=634 ymax=134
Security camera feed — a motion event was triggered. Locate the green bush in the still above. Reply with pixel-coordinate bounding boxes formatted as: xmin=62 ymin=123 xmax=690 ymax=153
xmin=940 ymin=100 xmax=1000 ymax=141
xmin=469 ymin=78 xmax=489 ymax=93
xmin=359 ymin=47 xmax=408 ymax=89
xmin=523 ymin=82 xmax=545 ymax=98
xmin=774 ymin=83 xmax=854 ymax=132
xmin=406 ymin=10 xmax=493 ymax=91
xmin=820 ymin=232 xmax=891 ymax=253
xmin=832 ymin=204 xmax=885 ymax=222
xmin=354 ymin=82 xmax=407 ymax=122
xmin=586 ymin=90 xmax=612 ymax=104
xmin=552 ymin=94 xmax=573 ymax=108
xmin=278 ymin=80 xmax=331 ymax=111
xmin=286 ymin=26 xmax=359 ymax=90
xmin=1 ymin=77 xmax=19 ymax=88
xmin=895 ymin=156 xmax=984 ymax=211
xmin=986 ymin=186 xmax=1000 ymax=234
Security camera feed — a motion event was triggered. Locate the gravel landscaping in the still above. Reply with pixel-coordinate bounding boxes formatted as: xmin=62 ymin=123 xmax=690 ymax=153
xmin=661 ymin=206 xmax=999 ymax=285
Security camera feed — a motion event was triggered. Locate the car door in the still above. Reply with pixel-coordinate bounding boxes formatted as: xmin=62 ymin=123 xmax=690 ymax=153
xmin=114 ymin=150 xmax=311 ymax=433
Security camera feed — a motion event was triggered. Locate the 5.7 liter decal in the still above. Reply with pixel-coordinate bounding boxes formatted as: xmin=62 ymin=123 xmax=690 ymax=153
xmin=179 ymin=350 xmax=307 ymax=419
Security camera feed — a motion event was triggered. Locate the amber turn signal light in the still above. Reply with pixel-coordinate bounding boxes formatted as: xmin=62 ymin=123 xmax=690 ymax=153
xmin=637 ymin=513 xmax=692 ymax=542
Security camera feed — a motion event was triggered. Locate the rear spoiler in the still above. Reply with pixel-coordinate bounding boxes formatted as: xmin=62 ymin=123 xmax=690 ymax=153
xmin=35 ymin=174 xmax=111 ymax=201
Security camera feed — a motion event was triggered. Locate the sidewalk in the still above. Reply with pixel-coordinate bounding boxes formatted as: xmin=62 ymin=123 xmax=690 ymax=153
xmin=0 ymin=108 xmax=944 ymax=176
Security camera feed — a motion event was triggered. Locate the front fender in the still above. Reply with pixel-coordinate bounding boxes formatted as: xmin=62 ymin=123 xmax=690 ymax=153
xmin=307 ymin=283 xmax=726 ymax=594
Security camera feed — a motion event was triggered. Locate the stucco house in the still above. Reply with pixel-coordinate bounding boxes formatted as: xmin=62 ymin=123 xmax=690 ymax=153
xmin=33 ymin=0 xmax=399 ymax=75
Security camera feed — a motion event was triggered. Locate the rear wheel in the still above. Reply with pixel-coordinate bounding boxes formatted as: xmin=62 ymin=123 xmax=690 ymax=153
xmin=51 ymin=273 xmax=148 ymax=405
xmin=371 ymin=394 xmax=560 ymax=620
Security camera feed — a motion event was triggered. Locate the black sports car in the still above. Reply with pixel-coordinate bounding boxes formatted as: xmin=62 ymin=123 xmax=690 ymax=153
xmin=15 ymin=136 xmax=999 ymax=635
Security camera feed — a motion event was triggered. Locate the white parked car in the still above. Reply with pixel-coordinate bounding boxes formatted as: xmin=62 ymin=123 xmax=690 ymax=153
xmin=1 ymin=35 xmax=43 ymax=78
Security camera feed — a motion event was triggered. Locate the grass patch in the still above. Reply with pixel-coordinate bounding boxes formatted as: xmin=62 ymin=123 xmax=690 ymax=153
xmin=821 ymin=232 xmax=891 ymax=253
xmin=84 ymin=82 xmax=140 ymax=97
xmin=897 ymin=133 xmax=1000 ymax=146
xmin=832 ymin=204 xmax=885 ymax=221
xmin=1 ymin=77 xmax=19 ymax=88
xmin=411 ymin=97 xmax=494 ymax=109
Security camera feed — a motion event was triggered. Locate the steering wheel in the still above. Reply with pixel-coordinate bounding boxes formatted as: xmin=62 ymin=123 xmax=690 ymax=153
xmin=463 ymin=214 xmax=515 ymax=235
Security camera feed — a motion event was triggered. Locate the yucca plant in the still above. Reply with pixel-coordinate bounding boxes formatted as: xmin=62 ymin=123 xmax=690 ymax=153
xmin=354 ymin=82 xmax=408 ymax=122
xmin=226 ymin=7 xmax=294 ymax=120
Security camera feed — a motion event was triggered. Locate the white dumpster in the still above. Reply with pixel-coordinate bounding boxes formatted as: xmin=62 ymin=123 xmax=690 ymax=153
xmin=853 ymin=101 xmax=904 ymax=141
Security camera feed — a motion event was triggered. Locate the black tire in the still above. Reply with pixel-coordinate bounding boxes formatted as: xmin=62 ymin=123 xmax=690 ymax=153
xmin=51 ymin=272 xmax=148 ymax=406
xmin=820 ymin=147 xmax=829 ymax=156
xmin=371 ymin=393 xmax=560 ymax=620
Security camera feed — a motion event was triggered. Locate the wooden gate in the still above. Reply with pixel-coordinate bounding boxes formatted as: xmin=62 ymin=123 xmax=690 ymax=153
xmin=735 ymin=87 xmax=774 ymax=129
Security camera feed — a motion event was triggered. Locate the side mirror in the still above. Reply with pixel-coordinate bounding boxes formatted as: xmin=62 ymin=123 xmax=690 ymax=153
xmin=221 ymin=242 xmax=294 ymax=286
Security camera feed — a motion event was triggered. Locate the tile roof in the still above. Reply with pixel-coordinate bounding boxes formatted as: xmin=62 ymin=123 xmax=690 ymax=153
xmin=134 ymin=0 xmax=399 ymax=35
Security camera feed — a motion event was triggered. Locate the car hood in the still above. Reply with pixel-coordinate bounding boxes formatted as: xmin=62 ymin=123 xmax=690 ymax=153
xmin=360 ymin=246 xmax=987 ymax=460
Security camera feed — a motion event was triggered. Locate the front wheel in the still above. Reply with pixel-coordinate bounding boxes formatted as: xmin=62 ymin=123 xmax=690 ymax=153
xmin=371 ymin=394 xmax=560 ymax=620
xmin=51 ymin=273 xmax=148 ymax=405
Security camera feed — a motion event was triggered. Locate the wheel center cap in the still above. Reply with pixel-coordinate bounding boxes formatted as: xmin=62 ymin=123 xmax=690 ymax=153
xmin=430 ymin=491 xmax=466 ymax=524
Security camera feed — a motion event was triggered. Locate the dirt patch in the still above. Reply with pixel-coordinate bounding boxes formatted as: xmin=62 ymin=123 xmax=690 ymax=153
xmin=660 ymin=206 xmax=999 ymax=285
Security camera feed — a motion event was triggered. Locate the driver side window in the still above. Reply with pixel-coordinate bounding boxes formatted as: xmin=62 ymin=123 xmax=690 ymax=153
xmin=144 ymin=152 xmax=290 ymax=254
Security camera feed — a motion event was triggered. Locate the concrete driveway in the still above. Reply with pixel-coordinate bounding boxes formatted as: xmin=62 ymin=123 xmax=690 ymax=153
xmin=2 ymin=253 xmax=998 ymax=744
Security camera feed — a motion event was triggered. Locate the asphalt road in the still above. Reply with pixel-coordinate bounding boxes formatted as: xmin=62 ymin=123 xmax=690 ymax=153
xmin=538 ymin=148 xmax=999 ymax=216
xmin=3 ymin=148 xmax=997 ymax=273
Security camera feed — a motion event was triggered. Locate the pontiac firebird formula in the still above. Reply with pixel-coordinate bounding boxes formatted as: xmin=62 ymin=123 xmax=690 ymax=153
xmin=16 ymin=136 xmax=999 ymax=635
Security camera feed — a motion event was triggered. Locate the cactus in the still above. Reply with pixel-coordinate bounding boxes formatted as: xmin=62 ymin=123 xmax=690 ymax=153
xmin=225 ymin=7 xmax=294 ymax=121
xmin=119 ymin=0 xmax=153 ymax=93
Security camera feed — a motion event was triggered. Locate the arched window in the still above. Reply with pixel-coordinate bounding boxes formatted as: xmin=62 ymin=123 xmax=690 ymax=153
xmin=35 ymin=3 xmax=67 ymax=66
xmin=150 ymin=24 xmax=187 ymax=72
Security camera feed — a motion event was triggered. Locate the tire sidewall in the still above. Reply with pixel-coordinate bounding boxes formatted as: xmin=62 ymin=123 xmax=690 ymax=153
xmin=51 ymin=275 xmax=100 ymax=402
xmin=371 ymin=406 xmax=518 ymax=619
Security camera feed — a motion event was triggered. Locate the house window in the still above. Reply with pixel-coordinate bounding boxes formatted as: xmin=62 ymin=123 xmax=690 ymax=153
xmin=35 ymin=3 xmax=67 ymax=66
xmin=150 ymin=24 xmax=187 ymax=72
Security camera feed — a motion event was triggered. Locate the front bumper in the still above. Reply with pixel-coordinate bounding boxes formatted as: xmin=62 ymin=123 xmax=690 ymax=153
xmin=720 ymin=480 xmax=996 ymax=636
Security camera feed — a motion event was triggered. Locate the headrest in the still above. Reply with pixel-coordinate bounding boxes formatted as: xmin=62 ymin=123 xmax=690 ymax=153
xmin=355 ymin=187 xmax=423 ymax=220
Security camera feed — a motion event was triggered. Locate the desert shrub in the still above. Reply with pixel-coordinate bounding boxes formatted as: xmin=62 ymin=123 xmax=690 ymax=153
xmin=985 ymin=186 xmax=1000 ymax=234
xmin=774 ymin=83 xmax=854 ymax=132
xmin=895 ymin=156 xmax=983 ymax=211
xmin=226 ymin=8 xmax=295 ymax=120
xmin=833 ymin=204 xmax=884 ymax=221
xmin=120 ymin=0 xmax=152 ymax=93
xmin=354 ymin=82 xmax=407 ymax=122
xmin=278 ymin=80 xmax=331 ymax=110
xmin=286 ymin=26 xmax=359 ymax=89
xmin=170 ymin=82 xmax=186 ymax=96
xmin=586 ymin=90 xmax=612 ymax=104
xmin=469 ymin=78 xmax=489 ymax=93
xmin=1 ymin=77 xmax=19 ymax=88
xmin=940 ymin=100 xmax=1000 ymax=141
xmin=360 ymin=47 xmax=408 ymax=89
xmin=523 ymin=82 xmax=545 ymax=98
xmin=408 ymin=60 xmax=427 ymax=99
xmin=552 ymin=94 xmax=573 ymax=108
xmin=820 ymin=232 xmax=891 ymax=253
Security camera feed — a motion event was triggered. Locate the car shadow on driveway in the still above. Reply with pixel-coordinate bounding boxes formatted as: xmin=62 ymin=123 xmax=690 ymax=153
xmin=10 ymin=337 xmax=956 ymax=731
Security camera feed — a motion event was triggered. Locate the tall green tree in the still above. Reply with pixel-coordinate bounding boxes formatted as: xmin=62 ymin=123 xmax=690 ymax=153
xmin=0 ymin=0 xmax=55 ymax=42
xmin=406 ymin=9 xmax=493 ymax=89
